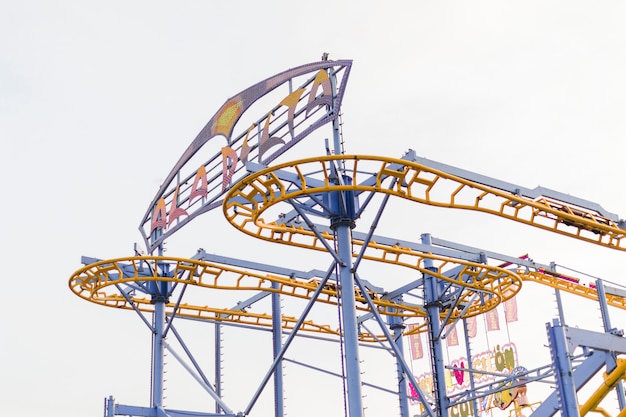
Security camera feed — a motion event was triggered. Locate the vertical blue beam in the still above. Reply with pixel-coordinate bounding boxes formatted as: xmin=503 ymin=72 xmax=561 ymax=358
xmin=353 ymin=276 xmax=436 ymax=417
xmin=152 ymin=300 xmax=166 ymax=409
xmin=388 ymin=308 xmax=409 ymax=417
xmin=149 ymin=228 xmax=167 ymax=411
xmin=244 ymin=264 xmax=337 ymax=415
xmin=421 ymin=233 xmax=449 ymax=417
xmin=329 ymin=67 xmax=363 ymax=417
xmin=554 ymin=288 xmax=566 ymax=326
xmin=214 ymin=322 xmax=222 ymax=414
xmin=272 ymin=282 xmax=285 ymax=417
xmin=461 ymin=319 xmax=479 ymax=417
xmin=106 ymin=395 xmax=115 ymax=417
xmin=336 ymin=223 xmax=364 ymax=417
xmin=596 ymin=280 xmax=613 ymax=333
xmin=595 ymin=280 xmax=626 ymax=409
xmin=330 ymin=63 xmax=344 ymax=159
xmin=546 ymin=319 xmax=580 ymax=417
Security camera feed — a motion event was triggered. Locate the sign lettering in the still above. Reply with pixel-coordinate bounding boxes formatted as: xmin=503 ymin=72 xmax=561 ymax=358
xmin=139 ymin=60 xmax=353 ymax=252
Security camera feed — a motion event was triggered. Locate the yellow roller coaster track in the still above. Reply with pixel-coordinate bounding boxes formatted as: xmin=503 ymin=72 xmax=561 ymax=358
xmin=68 ymin=254 xmax=519 ymax=341
xmin=223 ymin=155 xmax=626 ymax=251
xmin=70 ymin=155 xmax=626 ymax=342
xmin=517 ymin=268 xmax=626 ymax=310
xmin=219 ymin=153 xmax=626 ymax=330
xmin=69 ymin=258 xmax=625 ymax=341
xmin=69 ymin=256 xmax=348 ymax=335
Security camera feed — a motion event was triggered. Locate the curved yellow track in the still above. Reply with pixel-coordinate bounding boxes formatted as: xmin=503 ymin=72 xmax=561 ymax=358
xmin=223 ymin=155 xmax=526 ymax=315
xmin=69 ymin=256 xmax=432 ymax=341
xmin=68 ymin=254 xmax=515 ymax=341
xmin=223 ymin=155 xmax=626 ymax=251
xmin=70 ymin=154 xmax=626 ymax=341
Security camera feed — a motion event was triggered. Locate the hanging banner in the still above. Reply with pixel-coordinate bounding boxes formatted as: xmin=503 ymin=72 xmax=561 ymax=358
xmin=446 ymin=324 xmax=459 ymax=347
xmin=485 ymin=308 xmax=501 ymax=331
xmin=504 ymin=297 xmax=518 ymax=323
xmin=408 ymin=325 xmax=424 ymax=360
xmin=466 ymin=315 xmax=478 ymax=338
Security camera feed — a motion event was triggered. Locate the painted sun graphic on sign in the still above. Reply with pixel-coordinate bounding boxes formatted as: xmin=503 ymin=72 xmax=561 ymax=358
xmin=212 ymin=97 xmax=243 ymax=138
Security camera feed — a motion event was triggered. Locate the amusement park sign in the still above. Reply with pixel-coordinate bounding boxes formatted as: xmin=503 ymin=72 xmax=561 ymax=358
xmin=139 ymin=60 xmax=353 ymax=253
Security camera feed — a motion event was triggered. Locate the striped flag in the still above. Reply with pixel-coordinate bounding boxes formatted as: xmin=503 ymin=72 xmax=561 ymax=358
xmin=504 ymin=297 xmax=518 ymax=323
xmin=446 ymin=324 xmax=459 ymax=346
xmin=408 ymin=325 xmax=424 ymax=359
xmin=485 ymin=308 xmax=500 ymax=331
xmin=466 ymin=315 xmax=478 ymax=338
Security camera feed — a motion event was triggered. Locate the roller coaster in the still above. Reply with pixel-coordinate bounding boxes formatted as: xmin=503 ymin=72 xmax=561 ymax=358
xmin=69 ymin=59 xmax=626 ymax=417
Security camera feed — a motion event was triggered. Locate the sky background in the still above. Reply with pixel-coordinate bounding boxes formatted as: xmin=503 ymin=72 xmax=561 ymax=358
xmin=2 ymin=1 xmax=626 ymax=416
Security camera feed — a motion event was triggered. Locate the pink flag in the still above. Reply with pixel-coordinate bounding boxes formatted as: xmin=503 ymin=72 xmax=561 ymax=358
xmin=504 ymin=297 xmax=518 ymax=323
xmin=408 ymin=325 xmax=424 ymax=360
xmin=466 ymin=315 xmax=478 ymax=338
xmin=446 ymin=324 xmax=459 ymax=346
xmin=485 ymin=308 xmax=500 ymax=331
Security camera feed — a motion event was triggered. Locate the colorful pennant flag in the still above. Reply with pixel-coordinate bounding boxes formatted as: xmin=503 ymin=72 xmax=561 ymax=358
xmin=446 ymin=324 xmax=459 ymax=346
xmin=408 ymin=325 xmax=424 ymax=360
xmin=504 ymin=297 xmax=518 ymax=323
xmin=466 ymin=315 xmax=478 ymax=338
xmin=485 ymin=308 xmax=500 ymax=331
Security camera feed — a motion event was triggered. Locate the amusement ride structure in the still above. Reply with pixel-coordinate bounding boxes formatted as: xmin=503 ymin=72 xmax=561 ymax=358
xmin=69 ymin=59 xmax=626 ymax=417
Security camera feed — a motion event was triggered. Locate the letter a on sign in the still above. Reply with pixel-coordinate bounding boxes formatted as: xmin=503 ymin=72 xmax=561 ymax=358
xmin=221 ymin=147 xmax=238 ymax=191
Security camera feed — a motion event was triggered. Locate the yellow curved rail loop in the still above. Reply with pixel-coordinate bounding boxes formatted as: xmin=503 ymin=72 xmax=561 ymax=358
xmin=69 ymin=256 xmax=439 ymax=342
xmin=224 ymin=155 xmax=626 ymax=251
xmin=517 ymin=268 xmax=626 ymax=311
xmin=70 ymin=154 xmax=626 ymax=344
xmin=223 ymin=156 xmax=525 ymax=322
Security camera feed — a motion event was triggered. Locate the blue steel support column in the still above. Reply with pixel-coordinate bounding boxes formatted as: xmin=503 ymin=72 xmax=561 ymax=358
xmin=595 ymin=280 xmax=626 ymax=410
xmin=554 ymin=289 xmax=566 ymax=326
xmin=388 ymin=307 xmax=409 ymax=417
xmin=150 ymin=228 xmax=168 ymax=411
xmin=151 ymin=301 xmax=165 ymax=408
xmin=461 ymin=319 xmax=479 ymax=417
xmin=215 ymin=322 xmax=222 ymax=414
xmin=152 ymin=292 xmax=166 ymax=409
xmin=335 ymin=221 xmax=364 ymax=417
xmin=329 ymin=67 xmax=363 ymax=417
xmin=330 ymin=63 xmax=344 ymax=157
xmin=421 ymin=233 xmax=449 ymax=417
xmin=546 ymin=319 xmax=579 ymax=417
xmin=596 ymin=280 xmax=613 ymax=333
xmin=272 ymin=282 xmax=285 ymax=417
xmin=106 ymin=395 xmax=115 ymax=417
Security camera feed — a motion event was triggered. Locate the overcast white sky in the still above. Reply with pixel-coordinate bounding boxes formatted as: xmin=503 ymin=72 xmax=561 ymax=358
xmin=2 ymin=1 xmax=626 ymax=416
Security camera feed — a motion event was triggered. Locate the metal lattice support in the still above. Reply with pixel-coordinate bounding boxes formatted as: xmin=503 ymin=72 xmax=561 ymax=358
xmin=70 ymin=59 xmax=626 ymax=417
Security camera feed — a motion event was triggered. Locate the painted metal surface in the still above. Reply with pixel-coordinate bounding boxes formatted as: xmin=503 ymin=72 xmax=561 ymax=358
xmin=71 ymin=60 xmax=626 ymax=417
xmin=138 ymin=60 xmax=352 ymax=253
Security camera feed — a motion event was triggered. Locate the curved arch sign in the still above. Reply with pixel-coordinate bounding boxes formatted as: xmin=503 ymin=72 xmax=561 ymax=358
xmin=139 ymin=60 xmax=353 ymax=253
